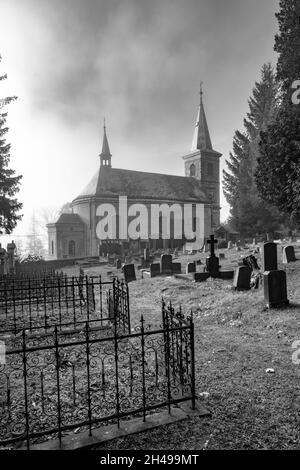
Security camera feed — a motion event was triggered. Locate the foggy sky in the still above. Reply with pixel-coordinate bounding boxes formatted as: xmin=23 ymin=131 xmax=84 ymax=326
xmin=0 ymin=0 xmax=278 ymax=239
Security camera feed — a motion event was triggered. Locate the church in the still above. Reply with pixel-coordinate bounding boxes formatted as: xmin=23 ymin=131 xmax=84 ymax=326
xmin=47 ymin=89 xmax=221 ymax=259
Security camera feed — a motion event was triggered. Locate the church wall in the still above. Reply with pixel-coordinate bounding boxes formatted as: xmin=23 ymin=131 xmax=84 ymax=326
xmin=56 ymin=226 xmax=85 ymax=259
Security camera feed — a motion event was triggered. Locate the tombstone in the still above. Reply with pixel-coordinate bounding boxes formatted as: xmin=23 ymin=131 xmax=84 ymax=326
xmin=206 ymin=235 xmax=219 ymax=278
xmin=233 ymin=266 xmax=252 ymax=290
xmin=227 ymin=241 xmax=233 ymax=250
xmin=252 ymin=238 xmax=256 ymax=246
xmin=172 ymin=262 xmax=181 ymax=274
xmin=3 ymin=252 xmax=9 ymax=275
xmin=160 ymin=254 xmax=173 ymax=275
xmin=282 ymin=245 xmax=296 ymax=264
xmin=150 ymin=263 xmax=161 ymax=278
xmin=243 ymin=254 xmax=260 ymax=271
xmin=194 ymin=272 xmax=210 ymax=282
xmin=262 ymin=242 xmax=278 ymax=271
xmin=115 ymin=258 xmax=122 ymax=269
xmin=144 ymin=247 xmax=150 ymax=261
xmin=186 ymin=262 xmax=196 ymax=274
xmin=122 ymin=264 xmax=136 ymax=283
xmin=218 ymin=270 xmax=234 ymax=280
xmin=263 ymin=271 xmax=289 ymax=308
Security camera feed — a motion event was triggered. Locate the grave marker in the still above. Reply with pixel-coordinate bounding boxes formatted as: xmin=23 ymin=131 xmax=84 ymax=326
xmin=233 ymin=266 xmax=251 ymax=290
xmin=186 ymin=262 xmax=196 ymax=274
xmin=160 ymin=254 xmax=173 ymax=275
xmin=262 ymin=242 xmax=278 ymax=271
xmin=150 ymin=263 xmax=161 ymax=278
xmin=206 ymin=235 xmax=219 ymax=278
xmin=282 ymin=245 xmax=296 ymax=264
xmin=172 ymin=262 xmax=181 ymax=274
xmin=122 ymin=264 xmax=136 ymax=283
xmin=263 ymin=271 xmax=289 ymax=308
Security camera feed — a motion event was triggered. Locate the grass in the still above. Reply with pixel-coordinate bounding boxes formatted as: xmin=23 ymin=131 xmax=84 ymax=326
xmin=82 ymin=245 xmax=300 ymax=450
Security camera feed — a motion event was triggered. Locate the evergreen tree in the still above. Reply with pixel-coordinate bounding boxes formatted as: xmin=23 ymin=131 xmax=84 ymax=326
xmin=255 ymin=1 xmax=300 ymax=225
xmin=223 ymin=64 xmax=283 ymax=237
xmin=0 ymin=55 xmax=23 ymax=233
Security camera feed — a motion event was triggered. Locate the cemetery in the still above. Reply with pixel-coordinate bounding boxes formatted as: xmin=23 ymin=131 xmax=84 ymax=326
xmin=1 ymin=237 xmax=300 ymax=449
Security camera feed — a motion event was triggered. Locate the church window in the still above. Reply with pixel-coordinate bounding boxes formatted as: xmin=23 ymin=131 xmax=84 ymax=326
xmin=190 ymin=163 xmax=196 ymax=176
xmin=51 ymin=241 xmax=54 ymax=255
xmin=68 ymin=240 xmax=75 ymax=257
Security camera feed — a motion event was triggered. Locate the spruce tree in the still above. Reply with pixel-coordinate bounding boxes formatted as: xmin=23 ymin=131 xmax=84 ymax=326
xmin=255 ymin=0 xmax=300 ymax=225
xmin=0 ymin=55 xmax=22 ymax=234
xmin=223 ymin=64 xmax=283 ymax=237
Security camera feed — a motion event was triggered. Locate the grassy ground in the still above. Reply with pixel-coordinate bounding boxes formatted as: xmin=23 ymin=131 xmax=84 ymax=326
xmin=78 ymin=245 xmax=300 ymax=450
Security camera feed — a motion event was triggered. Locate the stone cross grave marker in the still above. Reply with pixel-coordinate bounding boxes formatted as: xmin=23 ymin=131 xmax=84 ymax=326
xmin=206 ymin=235 xmax=219 ymax=278
xmin=150 ymin=263 xmax=161 ymax=278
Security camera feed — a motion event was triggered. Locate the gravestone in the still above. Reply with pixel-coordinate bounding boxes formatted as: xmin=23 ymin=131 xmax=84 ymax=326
xmin=227 ymin=241 xmax=233 ymax=249
xmin=115 ymin=258 xmax=122 ymax=269
xmin=206 ymin=235 xmax=219 ymax=278
xmin=144 ymin=248 xmax=150 ymax=261
xmin=262 ymin=242 xmax=278 ymax=271
xmin=194 ymin=272 xmax=210 ymax=282
xmin=160 ymin=254 xmax=173 ymax=275
xmin=150 ymin=263 xmax=161 ymax=278
xmin=264 ymin=271 xmax=289 ymax=308
xmin=122 ymin=264 xmax=136 ymax=283
xmin=186 ymin=262 xmax=196 ymax=274
xmin=6 ymin=241 xmax=16 ymax=274
xmin=233 ymin=266 xmax=252 ymax=290
xmin=172 ymin=262 xmax=181 ymax=274
xmin=282 ymin=245 xmax=296 ymax=264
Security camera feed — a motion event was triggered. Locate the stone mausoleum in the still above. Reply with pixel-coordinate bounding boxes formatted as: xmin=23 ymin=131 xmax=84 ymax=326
xmin=47 ymin=89 xmax=221 ymax=259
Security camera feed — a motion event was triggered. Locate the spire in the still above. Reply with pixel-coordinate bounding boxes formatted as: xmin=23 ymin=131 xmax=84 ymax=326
xmin=100 ymin=118 xmax=112 ymax=167
xmin=191 ymin=83 xmax=213 ymax=151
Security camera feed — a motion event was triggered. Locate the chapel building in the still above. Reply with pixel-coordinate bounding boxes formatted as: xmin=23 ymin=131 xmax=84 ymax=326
xmin=47 ymin=90 xmax=221 ymax=259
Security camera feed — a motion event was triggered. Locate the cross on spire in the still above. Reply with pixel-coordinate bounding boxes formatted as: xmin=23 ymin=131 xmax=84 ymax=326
xmin=200 ymin=81 xmax=203 ymax=104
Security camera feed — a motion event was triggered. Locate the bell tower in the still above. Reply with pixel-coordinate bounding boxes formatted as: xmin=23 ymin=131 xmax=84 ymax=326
xmin=182 ymin=84 xmax=222 ymax=229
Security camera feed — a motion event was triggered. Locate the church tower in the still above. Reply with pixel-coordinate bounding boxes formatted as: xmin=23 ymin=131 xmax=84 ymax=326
xmin=100 ymin=119 xmax=112 ymax=167
xmin=182 ymin=85 xmax=222 ymax=229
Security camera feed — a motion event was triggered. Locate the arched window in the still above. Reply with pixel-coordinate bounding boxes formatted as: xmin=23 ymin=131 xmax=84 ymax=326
xmin=190 ymin=163 xmax=196 ymax=176
xmin=51 ymin=240 xmax=54 ymax=255
xmin=68 ymin=240 xmax=75 ymax=257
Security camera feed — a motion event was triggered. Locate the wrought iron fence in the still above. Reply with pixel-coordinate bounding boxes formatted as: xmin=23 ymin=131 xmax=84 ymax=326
xmin=0 ymin=276 xmax=130 ymax=336
xmin=0 ymin=303 xmax=195 ymax=449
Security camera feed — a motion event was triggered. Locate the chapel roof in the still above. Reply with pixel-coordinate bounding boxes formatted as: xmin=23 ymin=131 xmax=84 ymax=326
xmin=73 ymin=166 xmax=208 ymax=203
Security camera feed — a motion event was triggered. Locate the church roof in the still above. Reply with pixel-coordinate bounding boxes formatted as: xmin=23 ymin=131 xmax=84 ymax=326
xmin=191 ymin=86 xmax=213 ymax=152
xmin=73 ymin=166 xmax=208 ymax=203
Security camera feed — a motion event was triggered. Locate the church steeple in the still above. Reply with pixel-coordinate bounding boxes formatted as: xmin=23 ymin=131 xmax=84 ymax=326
xmin=100 ymin=118 xmax=112 ymax=167
xmin=191 ymin=83 xmax=213 ymax=151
